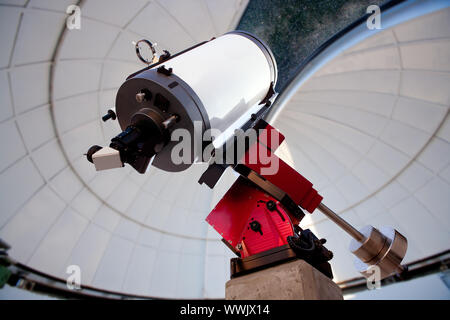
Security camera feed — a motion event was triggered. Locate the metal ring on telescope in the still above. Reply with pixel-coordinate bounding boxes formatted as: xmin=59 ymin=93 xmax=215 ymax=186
xmin=135 ymin=39 xmax=157 ymax=65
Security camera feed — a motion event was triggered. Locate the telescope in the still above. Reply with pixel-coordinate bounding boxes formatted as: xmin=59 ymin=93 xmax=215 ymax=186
xmin=86 ymin=31 xmax=276 ymax=173
xmin=86 ymin=32 xmax=407 ymax=281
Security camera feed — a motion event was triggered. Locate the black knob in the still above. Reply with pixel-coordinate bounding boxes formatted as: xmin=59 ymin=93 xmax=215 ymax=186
xmin=86 ymin=145 xmax=103 ymax=163
xmin=249 ymin=220 xmax=263 ymax=235
xmin=266 ymin=200 xmax=276 ymax=211
xmin=102 ymin=109 xmax=116 ymax=122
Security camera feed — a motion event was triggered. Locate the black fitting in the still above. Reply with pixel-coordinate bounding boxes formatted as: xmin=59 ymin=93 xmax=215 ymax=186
xmin=249 ymin=221 xmax=263 ymax=235
xmin=259 ymin=82 xmax=275 ymax=105
xmin=158 ymin=50 xmax=171 ymax=62
xmin=157 ymin=65 xmax=173 ymax=76
xmin=102 ymin=109 xmax=116 ymax=122
xmin=287 ymin=229 xmax=333 ymax=264
xmin=266 ymin=200 xmax=276 ymax=211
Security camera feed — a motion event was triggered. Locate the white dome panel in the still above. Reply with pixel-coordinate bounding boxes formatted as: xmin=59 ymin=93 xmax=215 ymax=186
xmin=0 ymin=7 xmax=21 ymax=68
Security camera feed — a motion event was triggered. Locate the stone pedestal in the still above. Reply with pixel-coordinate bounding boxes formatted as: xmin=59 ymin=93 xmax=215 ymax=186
xmin=225 ymin=260 xmax=343 ymax=300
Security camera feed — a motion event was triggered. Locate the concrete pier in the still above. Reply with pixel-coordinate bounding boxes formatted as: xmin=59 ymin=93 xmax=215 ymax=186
xmin=225 ymin=260 xmax=343 ymax=300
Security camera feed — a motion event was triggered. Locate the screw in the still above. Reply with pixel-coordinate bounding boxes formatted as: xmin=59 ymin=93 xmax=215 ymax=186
xmin=136 ymin=89 xmax=152 ymax=103
xmin=136 ymin=92 xmax=146 ymax=103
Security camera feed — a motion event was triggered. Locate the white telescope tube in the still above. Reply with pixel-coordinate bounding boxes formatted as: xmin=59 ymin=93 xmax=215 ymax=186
xmin=162 ymin=32 xmax=276 ymax=147
xmin=111 ymin=31 xmax=277 ymax=172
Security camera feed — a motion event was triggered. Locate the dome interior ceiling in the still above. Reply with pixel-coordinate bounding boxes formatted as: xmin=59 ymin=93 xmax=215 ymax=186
xmin=0 ymin=0 xmax=449 ymax=298
xmin=0 ymin=0 xmax=248 ymax=298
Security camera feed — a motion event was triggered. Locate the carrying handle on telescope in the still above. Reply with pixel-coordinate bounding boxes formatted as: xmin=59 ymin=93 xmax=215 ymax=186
xmin=134 ymin=39 xmax=158 ymax=65
xmin=127 ymin=39 xmax=212 ymax=80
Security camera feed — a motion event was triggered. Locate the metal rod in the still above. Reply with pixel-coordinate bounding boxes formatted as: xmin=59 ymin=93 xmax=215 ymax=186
xmin=317 ymin=203 xmax=366 ymax=242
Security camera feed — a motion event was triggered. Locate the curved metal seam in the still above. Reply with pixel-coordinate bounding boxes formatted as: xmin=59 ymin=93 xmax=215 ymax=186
xmin=266 ymin=0 xmax=450 ymax=222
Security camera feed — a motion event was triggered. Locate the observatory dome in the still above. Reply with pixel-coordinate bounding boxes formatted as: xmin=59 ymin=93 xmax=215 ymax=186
xmin=0 ymin=0 xmax=448 ymax=299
